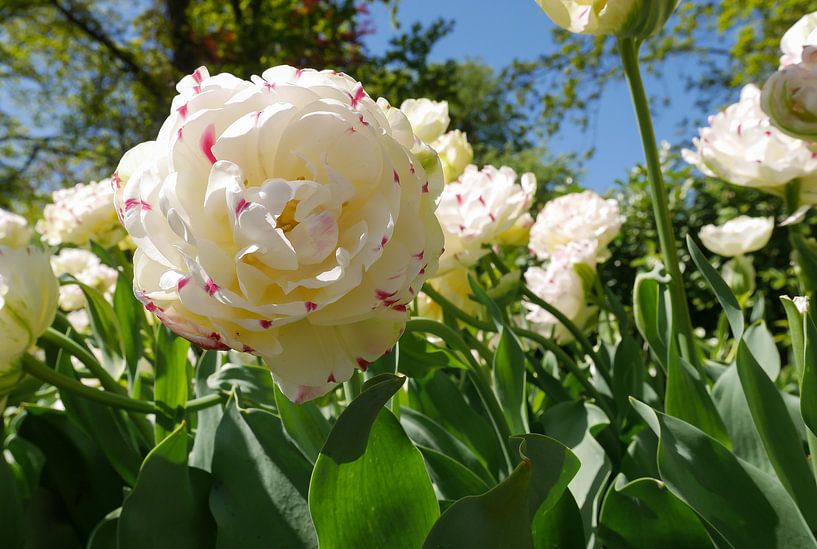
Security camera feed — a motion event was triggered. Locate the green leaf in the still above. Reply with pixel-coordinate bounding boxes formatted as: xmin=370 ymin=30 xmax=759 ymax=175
xmin=743 ymin=320 xmax=780 ymax=380
xmin=54 ymin=348 xmax=142 ymax=486
xmin=0 ymin=450 xmax=24 ymax=549
xmin=207 ymin=363 xmax=277 ymax=409
xmin=408 ymin=371 xmax=504 ymax=478
xmin=782 ymin=296 xmax=807 ymax=377
xmin=532 ymin=490 xmax=584 ymax=549
xmin=790 ymin=232 xmax=817 ymax=293
xmin=712 ymin=365 xmax=773 ymax=474
xmin=611 ymin=334 xmax=644 ymax=423
xmin=802 ymin=313 xmax=817 ymax=438
xmin=736 ymin=341 xmax=817 ymax=528
xmin=67 ymin=275 xmax=126 ymax=378
xmin=631 ymin=399 xmax=817 ymax=548
xmin=665 ymin=339 xmax=731 ymax=448
xmin=209 ymin=399 xmax=316 ymax=548
xmin=113 ymin=271 xmax=143 ymax=388
xmin=87 ymin=509 xmax=120 ymax=549
xmin=118 ymin=423 xmax=215 ymax=549
xmin=541 ymin=401 xmax=610 ymax=541
xmin=687 ymin=235 xmax=744 ymax=339
xmin=398 ymin=332 xmax=467 ymax=378
xmin=154 ymin=326 xmax=190 ymax=441
xmin=273 ymin=382 xmax=330 ymax=464
xmin=310 ymin=374 xmax=438 ymax=549
xmin=633 ymin=267 xmax=671 ymax=369
xmin=418 ymin=446 xmax=491 ymax=500
xmin=189 ymin=351 xmax=222 ymax=472
xmin=423 ymin=434 xmax=579 ymax=549
xmin=400 ymin=407 xmax=495 ymax=485
xmin=598 ymin=476 xmax=710 ymax=549
xmin=492 ymin=326 xmax=528 ymax=435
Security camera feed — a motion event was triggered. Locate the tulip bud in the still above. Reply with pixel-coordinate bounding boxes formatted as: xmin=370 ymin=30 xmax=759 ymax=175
xmin=534 ymin=0 xmax=680 ymax=39
xmin=0 ymin=246 xmax=59 ymax=398
xmin=431 ymin=130 xmax=474 ymax=183
xmin=762 ymin=46 xmax=817 ymax=143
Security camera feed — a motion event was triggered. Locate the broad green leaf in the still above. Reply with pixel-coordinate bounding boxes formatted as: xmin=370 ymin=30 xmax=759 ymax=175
xmin=687 ymin=235 xmax=744 ymax=338
xmin=0 ymin=451 xmax=24 ymax=549
xmin=736 ymin=341 xmax=817 ymax=528
xmin=790 ymin=232 xmax=817 ymax=293
xmin=598 ymin=476 xmax=710 ymax=549
xmin=467 ymin=273 xmax=505 ymax=326
xmin=409 ymin=371 xmax=504 ymax=478
xmin=665 ymin=339 xmax=730 ymax=448
xmin=2 ymin=434 xmax=44 ymax=500
xmin=189 ymin=351 xmax=222 ymax=472
xmin=54 ymin=348 xmax=142 ymax=485
xmin=207 ymin=363 xmax=277 ymax=409
xmin=781 ymin=296 xmax=806 ymax=377
xmin=418 ymin=446 xmax=491 ymax=500
xmin=113 ymin=271 xmax=143 ymax=388
xmin=209 ymin=399 xmax=316 ymax=548
xmin=631 ymin=399 xmax=817 ymax=548
xmin=154 ymin=326 xmax=190 ymax=441
xmin=398 ymin=331 xmax=468 ymax=378
xmin=532 ymin=490 xmax=584 ymax=549
xmin=118 ymin=423 xmax=215 ymax=549
xmin=18 ymin=408 xmax=124 ymax=536
xmin=66 ymin=275 xmax=125 ymax=378
xmin=310 ymin=374 xmax=438 ymax=549
xmin=611 ymin=333 xmax=644 ymax=422
xmin=712 ymin=366 xmax=773 ymax=474
xmin=273 ymin=382 xmax=331 ymax=464
xmin=541 ymin=401 xmax=610 ymax=541
xmin=492 ymin=326 xmax=528 ymax=435
xmin=633 ymin=267 xmax=671 ymax=369
xmin=802 ymin=313 xmax=817 ymax=438
xmin=423 ymin=434 xmax=579 ymax=549
xmin=743 ymin=320 xmax=780 ymax=380
xmin=400 ymin=407 xmax=495 ymax=484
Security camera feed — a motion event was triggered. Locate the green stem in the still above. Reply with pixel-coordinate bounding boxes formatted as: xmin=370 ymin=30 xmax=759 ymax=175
xmin=22 ymin=354 xmax=157 ymax=415
xmin=39 ymin=328 xmax=123 ymax=396
xmin=619 ymin=37 xmax=698 ymax=368
xmin=185 ymin=393 xmax=225 ymax=413
xmin=406 ymin=318 xmax=515 ymax=473
xmin=422 ymin=283 xmax=494 ymax=331
xmin=343 ymin=371 xmax=362 ymax=404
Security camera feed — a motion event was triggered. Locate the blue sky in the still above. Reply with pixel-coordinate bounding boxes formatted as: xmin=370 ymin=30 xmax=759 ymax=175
xmin=361 ymin=0 xmax=710 ymax=191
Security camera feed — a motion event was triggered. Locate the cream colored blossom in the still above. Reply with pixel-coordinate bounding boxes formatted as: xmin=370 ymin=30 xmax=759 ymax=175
xmin=684 ymin=84 xmax=817 ymax=191
xmin=529 ymin=191 xmax=622 ymax=261
xmin=534 ymin=0 xmax=679 ymax=38
xmin=780 ymin=12 xmax=817 ymax=67
xmin=38 ymin=179 xmax=124 ymax=247
xmin=762 ymin=47 xmax=817 ymax=143
xmin=698 ymin=216 xmax=774 ymax=258
xmin=0 ymin=246 xmax=59 ymax=398
xmin=435 ymin=165 xmax=536 ymax=273
xmin=50 ymin=248 xmax=118 ymax=312
xmin=431 ymin=130 xmax=473 ymax=183
xmin=115 ymin=66 xmax=443 ymax=402
xmin=400 ymin=98 xmax=450 ymax=144
xmin=0 ymin=209 xmax=32 ymax=248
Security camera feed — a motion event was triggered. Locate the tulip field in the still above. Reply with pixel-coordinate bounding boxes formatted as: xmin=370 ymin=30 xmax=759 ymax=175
xmin=4 ymin=1 xmax=817 ymax=547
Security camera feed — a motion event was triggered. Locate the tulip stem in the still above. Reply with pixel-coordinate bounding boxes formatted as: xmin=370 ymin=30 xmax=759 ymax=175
xmin=21 ymin=354 xmax=157 ymax=415
xmin=39 ymin=328 xmax=125 ymax=397
xmin=619 ymin=37 xmax=699 ymax=368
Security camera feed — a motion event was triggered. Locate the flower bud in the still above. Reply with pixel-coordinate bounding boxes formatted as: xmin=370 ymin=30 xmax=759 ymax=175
xmin=431 ymin=130 xmax=473 ymax=183
xmin=534 ymin=0 xmax=680 ymax=39
xmin=762 ymin=47 xmax=817 ymax=143
xmin=0 ymin=208 xmax=33 ymax=248
xmin=698 ymin=216 xmax=774 ymax=258
xmin=0 ymin=246 xmax=59 ymax=398
xmin=399 ymin=98 xmax=450 ymax=144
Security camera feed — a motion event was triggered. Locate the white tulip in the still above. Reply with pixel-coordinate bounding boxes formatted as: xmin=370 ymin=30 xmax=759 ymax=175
xmin=435 ymin=165 xmax=536 ymax=274
xmin=529 ymin=191 xmax=623 ymax=261
xmin=780 ymin=11 xmax=817 ymax=68
xmin=0 ymin=246 xmax=59 ymax=397
xmin=114 ymin=66 xmax=443 ymax=402
xmin=0 ymin=208 xmax=32 ymax=248
xmin=38 ymin=179 xmax=124 ymax=247
xmin=698 ymin=216 xmax=774 ymax=258
xmin=399 ymin=98 xmax=450 ymax=144
xmin=534 ymin=0 xmax=679 ymax=38
xmin=684 ymin=84 xmax=817 ymax=193
xmin=431 ymin=130 xmax=473 ymax=183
